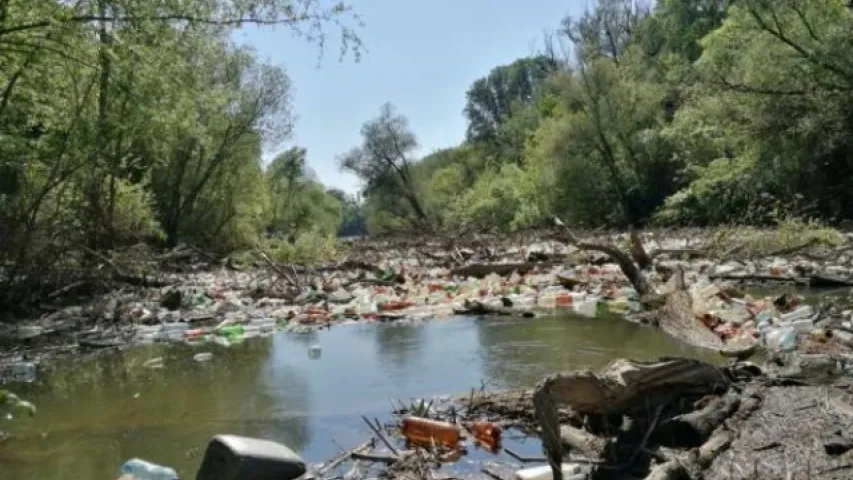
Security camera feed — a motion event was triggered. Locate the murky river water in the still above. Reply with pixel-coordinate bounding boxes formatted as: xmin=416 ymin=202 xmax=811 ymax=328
xmin=1 ymin=314 xmax=717 ymax=479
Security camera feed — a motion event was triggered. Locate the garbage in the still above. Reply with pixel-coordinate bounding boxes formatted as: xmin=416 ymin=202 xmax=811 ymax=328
xmin=515 ymin=464 xmax=585 ymax=480
xmin=764 ymin=326 xmax=798 ymax=352
xmin=143 ymin=357 xmax=164 ymax=369
xmin=193 ymin=352 xmax=213 ymax=362
xmin=308 ymin=345 xmax=322 ymax=359
xmin=401 ymin=416 xmax=461 ymax=448
xmin=117 ymin=458 xmax=177 ymax=480
xmin=195 ymin=434 xmax=306 ymax=480
xmin=467 ymin=421 xmax=501 ymax=450
xmin=0 ymin=361 xmax=37 ymax=383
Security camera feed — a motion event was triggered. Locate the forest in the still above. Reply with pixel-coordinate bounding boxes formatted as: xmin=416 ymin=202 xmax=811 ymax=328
xmin=3 ymin=0 xmax=853 ymax=305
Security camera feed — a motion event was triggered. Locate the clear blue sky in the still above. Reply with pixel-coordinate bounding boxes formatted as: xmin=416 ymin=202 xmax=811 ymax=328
xmin=234 ymin=0 xmax=583 ymax=194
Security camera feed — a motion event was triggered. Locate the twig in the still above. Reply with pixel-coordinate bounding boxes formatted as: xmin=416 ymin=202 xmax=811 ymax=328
xmin=481 ymin=466 xmax=507 ymax=480
xmin=350 ymin=452 xmax=397 ymax=464
xmin=361 ymin=415 xmax=398 ymax=456
xmin=629 ymin=403 xmax=665 ymax=466
xmin=317 ymin=439 xmax=373 ymax=476
xmin=504 ymin=447 xmax=547 ymax=463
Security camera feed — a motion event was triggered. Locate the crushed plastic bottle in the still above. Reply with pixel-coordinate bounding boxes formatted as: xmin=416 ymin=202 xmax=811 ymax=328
xmin=764 ymin=326 xmax=797 ymax=352
xmin=118 ymin=458 xmax=178 ymax=480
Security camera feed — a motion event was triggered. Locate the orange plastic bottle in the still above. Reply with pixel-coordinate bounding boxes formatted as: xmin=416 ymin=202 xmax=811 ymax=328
xmin=468 ymin=421 xmax=502 ymax=450
xmin=555 ymin=293 xmax=573 ymax=307
xmin=401 ymin=417 xmax=461 ymax=448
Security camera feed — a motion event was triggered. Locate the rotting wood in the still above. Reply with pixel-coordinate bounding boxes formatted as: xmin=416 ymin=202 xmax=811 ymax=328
xmin=551 ymin=217 xmax=652 ymax=297
xmin=533 ymin=380 xmax=565 ymax=480
xmin=656 ymin=268 xmax=726 ymax=351
xmin=540 ymin=357 xmax=729 ymax=416
xmin=653 ymin=392 xmax=740 ymax=447
xmin=449 ymin=262 xmax=547 ymax=279
xmin=559 ymin=424 xmax=609 ymax=459
xmin=697 ymin=429 xmax=733 ymax=468
xmin=453 ymin=300 xmax=535 ymax=318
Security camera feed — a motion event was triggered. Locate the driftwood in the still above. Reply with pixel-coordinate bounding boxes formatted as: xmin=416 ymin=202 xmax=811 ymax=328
xmin=560 ymin=424 xmax=609 ymax=458
xmin=656 ymin=269 xmax=726 ymax=351
xmin=708 ymin=272 xmax=853 ymax=288
xmin=449 ymin=262 xmax=544 ymax=279
xmin=540 ymin=357 xmax=729 ymax=415
xmin=644 ymin=457 xmax=688 ymax=480
xmin=552 ymin=218 xmax=652 ymax=297
xmin=653 ymin=392 xmax=740 ymax=447
xmin=533 ymin=380 xmax=565 ymax=480
xmin=453 ymin=300 xmax=535 ymax=318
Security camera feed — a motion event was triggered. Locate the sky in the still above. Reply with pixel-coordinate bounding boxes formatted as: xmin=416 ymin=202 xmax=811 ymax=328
xmin=234 ymin=0 xmax=585 ymax=194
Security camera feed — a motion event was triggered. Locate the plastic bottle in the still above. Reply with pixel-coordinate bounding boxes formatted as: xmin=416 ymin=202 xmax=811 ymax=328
xmin=401 ymin=417 xmax=461 ymax=448
xmin=515 ymin=464 xmax=583 ymax=480
xmin=117 ymin=458 xmax=178 ymax=480
xmin=555 ymin=293 xmax=573 ymax=307
xmin=468 ymin=421 xmax=501 ymax=449
xmin=574 ymin=298 xmax=599 ymax=318
xmin=780 ymin=305 xmax=814 ymax=323
xmin=0 ymin=361 xmax=37 ymax=383
xmin=764 ymin=326 xmax=797 ymax=352
xmin=216 ymin=325 xmax=244 ymax=339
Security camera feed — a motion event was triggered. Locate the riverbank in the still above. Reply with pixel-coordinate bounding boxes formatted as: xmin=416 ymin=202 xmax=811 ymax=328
xmin=318 ymin=352 xmax=853 ymax=480
xmin=3 ymin=226 xmax=853 ymax=371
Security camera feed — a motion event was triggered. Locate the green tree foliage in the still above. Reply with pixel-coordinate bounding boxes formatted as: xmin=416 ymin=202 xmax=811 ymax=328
xmin=359 ymin=0 xmax=853 ymax=233
xmin=339 ymin=102 xmax=429 ymax=228
xmin=0 ymin=0 xmax=360 ymax=305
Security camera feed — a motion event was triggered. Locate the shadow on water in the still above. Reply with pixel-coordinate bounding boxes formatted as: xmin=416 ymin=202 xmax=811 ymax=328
xmin=1 ymin=312 xmax=720 ymax=479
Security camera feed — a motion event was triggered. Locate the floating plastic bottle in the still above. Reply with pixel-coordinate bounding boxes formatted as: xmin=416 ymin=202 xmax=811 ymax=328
xmin=0 ymin=361 xmax=36 ymax=383
xmin=401 ymin=416 xmax=461 ymax=448
xmin=468 ymin=421 xmax=501 ymax=450
xmin=117 ymin=458 xmax=178 ymax=480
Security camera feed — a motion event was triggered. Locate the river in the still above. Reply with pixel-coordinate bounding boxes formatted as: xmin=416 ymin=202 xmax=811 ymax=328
xmin=1 ymin=314 xmax=717 ymax=479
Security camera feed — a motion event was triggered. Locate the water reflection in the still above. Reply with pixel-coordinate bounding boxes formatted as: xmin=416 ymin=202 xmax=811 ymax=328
xmin=375 ymin=323 xmax=425 ymax=382
xmin=1 ymin=314 xmax=719 ymax=480
xmin=1 ymin=338 xmax=312 ymax=480
xmin=474 ymin=314 xmax=719 ymax=390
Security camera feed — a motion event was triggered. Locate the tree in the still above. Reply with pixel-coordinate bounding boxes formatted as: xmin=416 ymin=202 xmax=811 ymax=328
xmin=338 ymin=103 xmax=429 ymax=226
xmin=463 ymin=56 xmax=559 ymax=144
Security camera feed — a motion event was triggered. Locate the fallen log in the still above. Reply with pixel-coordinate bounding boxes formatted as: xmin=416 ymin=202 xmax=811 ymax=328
xmin=644 ymin=458 xmax=688 ymax=480
xmin=708 ymin=273 xmax=853 ymax=288
xmin=541 ymin=357 xmax=729 ymax=416
xmin=656 ymin=269 xmax=726 ymax=351
xmin=559 ymin=424 xmax=609 ymax=458
xmin=653 ymin=392 xmax=740 ymax=447
xmin=453 ymin=300 xmax=535 ymax=318
xmin=697 ymin=429 xmax=732 ymax=468
xmin=449 ymin=262 xmax=544 ymax=279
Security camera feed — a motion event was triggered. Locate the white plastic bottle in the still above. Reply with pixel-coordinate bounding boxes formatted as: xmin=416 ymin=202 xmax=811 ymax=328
xmin=118 ymin=458 xmax=178 ymax=480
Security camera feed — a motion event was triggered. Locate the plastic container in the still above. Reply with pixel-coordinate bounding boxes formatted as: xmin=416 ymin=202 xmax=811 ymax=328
xmin=780 ymin=305 xmax=814 ymax=323
xmin=193 ymin=352 xmax=213 ymax=362
xmin=786 ymin=318 xmax=814 ymax=334
xmin=117 ymin=458 xmax=178 ymax=480
xmin=515 ymin=464 xmax=583 ymax=480
xmin=401 ymin=416 xmax=461 ymax=448
xmin=764 ymin=326 xmax=797 ymax=352
xmin=574 ymin=298 xmax=599 ymax=318
xmin=216 ymin=325 xmax=244 ymax=339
